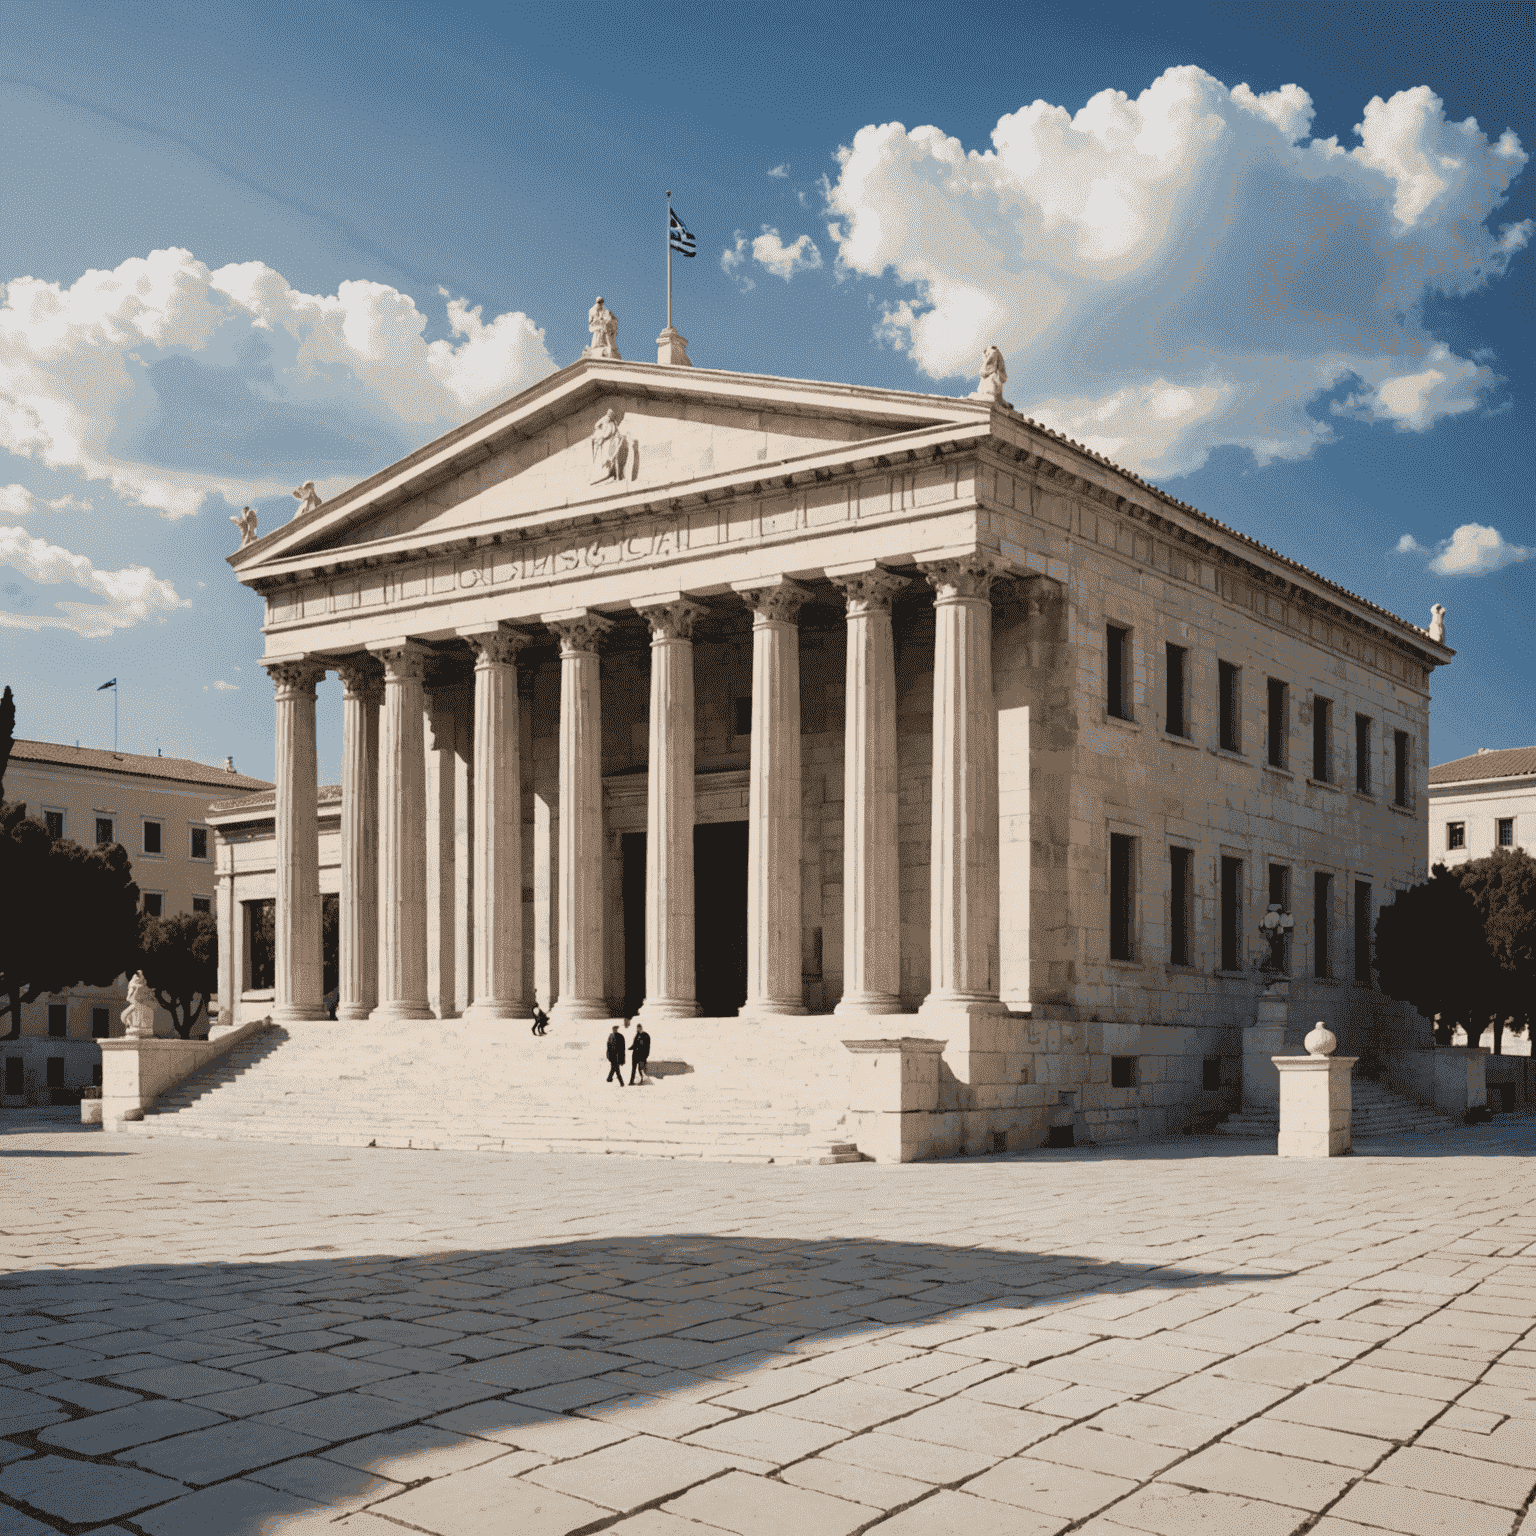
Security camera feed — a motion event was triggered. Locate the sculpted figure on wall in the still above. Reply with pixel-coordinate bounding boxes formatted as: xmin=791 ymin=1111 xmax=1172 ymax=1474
xmin=586 ymin=296 xmax=621 ymax=360
xmin=122 ymin=971 xmax=156 ymax=1039
xmin=230 ymin=505 xmax=258 ymax=548
xmin=291 ymin=481 xmax=323 ymax=519
xmin=1428 ymin=603 xmax=1446 ymax=643
xmin=971 ymin=344 xmax=1008 ymax=403
xmin=590 ymin=408 xmax=629 ymax=484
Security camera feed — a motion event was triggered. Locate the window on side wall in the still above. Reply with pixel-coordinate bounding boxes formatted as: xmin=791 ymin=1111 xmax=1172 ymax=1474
xmin=44 ymin=810 xmax=64 ymax=840
xmin=1312 ymin=699 xmax=1332 ymax=782
xmin=92 ymin=1007 xmax=110 ymax=1039
xmin=1267 ymin=680 xmax=1287 ymax=768
xmin=1394 ymin=731 xmax=1410 ymax=807
xmin=1354 ymin=881 xmax=1373 ymax=984
xmin=143 ymin=820 xmax=163 ymax=855
xmin=1355 ymin=715 xmax=1372 ymax=794
xmin=1170 ymin=846 xmax=1193 ymax=966
xmin=1268 ymin=863 xmax=1292 ymax=972
xmin=48 ymin=1004 xmax=67 ymax=1038
xmin=1220 ymin=856 xmax=1243 ymax=972
xmin=143 ymin=893 xmax=163 ymax=919
xmin=1314 ymin=872 xmax=1333 ymax=977
xmin=190 ymin=826 xmax=209 ymax=860
xmin=192 ymin=897 xmax=211 ymax=915
xmin=1109 ymin=834 xmax=1136 ymax=961
xmin=1498 ymin=818 xmax=1515 ymax=847
xmin=1447 ymin=822 xmax=1465 ymax=850
xmin=1165 ymin=644 xmax=1188 ymax=737
xmin=1218 ymin=662 xmax=1240 ymax=752
xmin=1107 ymin=626 xmax=1131 ymax=720
xmin=96 ymin=816 xmax=114 ymax=846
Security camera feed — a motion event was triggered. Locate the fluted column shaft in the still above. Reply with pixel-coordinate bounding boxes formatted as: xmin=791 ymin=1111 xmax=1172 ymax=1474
xmin=267 ymin=659 xmax=326 ymax=1023
xmin=635 ymin=597 xmax=704 ymax=1020
xmin=832 ymin=568 xmax=906 ymax=1016
xmin=919 ymin=557 xmax=1003 ymax=1017
xmin=369 ymin=640 xmax=433 ymax=1021
xmin=335 ymin=658 xmax=382 ymax=1021
xmin=546 ymin=611 xmax=613 ymax=1023
xmin=461 ymin=629 xmax=528 ymax=1021
xmin=735 ymin=578 xmax=809 ymax=1017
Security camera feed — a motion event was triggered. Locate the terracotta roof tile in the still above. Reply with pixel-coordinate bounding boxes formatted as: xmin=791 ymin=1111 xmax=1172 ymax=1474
xmin=8 ymin=739 xmax=271 ymax=792
xmin=1429 ymin=745 xmax=1536 ymax=785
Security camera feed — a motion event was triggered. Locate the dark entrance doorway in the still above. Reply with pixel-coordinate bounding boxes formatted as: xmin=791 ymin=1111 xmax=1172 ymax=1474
xmin=620 ymin=822 xmax=749 ymax=1017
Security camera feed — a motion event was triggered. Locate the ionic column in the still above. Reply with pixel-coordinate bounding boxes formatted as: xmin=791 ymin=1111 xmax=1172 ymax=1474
xmin=544 ymin=610 xmax=613 ymax=1023
xmin=634 ymin=596 xmax=706 ymax=1020
xmin=830 ymin=566 xmax=907 ymax=1017
xmin=334 ymin=657 xmax=382 ymax=1021
xmin=734 ymin=577 xmax=810 ymax=1017
xmin=918 ymin=555 xmax=1004 ymax=1021
xmin=460 ymin=628 xmax=528 ymax=1021
xmin=368 ymin=640 xmax=433 ymax=1021
xmin=266 ymin=658 xmax=327 ymax=1023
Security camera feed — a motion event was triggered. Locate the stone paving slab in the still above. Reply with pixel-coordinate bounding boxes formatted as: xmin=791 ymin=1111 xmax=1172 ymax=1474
xmin=0 ymin=1108 xmax=1533 ymax=1535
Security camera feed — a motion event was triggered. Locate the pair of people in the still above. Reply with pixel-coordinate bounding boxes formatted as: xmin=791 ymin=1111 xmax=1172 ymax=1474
xmin=606 ymin=1020 xmax=651 ymax=1085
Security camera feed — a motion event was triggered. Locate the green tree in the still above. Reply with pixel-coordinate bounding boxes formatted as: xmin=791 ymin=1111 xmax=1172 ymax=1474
xmin=1456 ymin=847 xmax=1536 ymax=1054
xmin=1373 ymin=864 xmax=1497 ymax=1045
xmin=136 ymin=911 xmax=218 ymax=1039
xmin=0 ymin=802 xmax=141 ymax=1041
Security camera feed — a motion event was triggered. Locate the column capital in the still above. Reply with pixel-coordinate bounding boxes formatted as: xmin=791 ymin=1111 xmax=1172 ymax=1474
xmin=458 ymin=626 xmax=532 ymax=667
xmin=919 ymin=553 xmax=1007 ymax=604
xmin=367 ymin=639 xmax=430 ymax=683
xmin=634 ymin=594 xmax=707 ymax=643
xmin=265 ymin=657 xmax=326 ymax=698
xmin=733 ymin=576 xmax=811 ymax=626
xmin=829 ymin=565 xmax=908 ymax=618
xmin=334 ymin=655 xmax=385 ymax=700
xmin=543 ymin=609 xmax=614 ymax=657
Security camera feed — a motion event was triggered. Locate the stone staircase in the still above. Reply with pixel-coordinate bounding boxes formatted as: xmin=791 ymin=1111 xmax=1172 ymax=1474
xmin=118 ymin=1016 xmax=861 ymax=1164
xmin=1215 ymin=1076 xmax=1461 ymax=1141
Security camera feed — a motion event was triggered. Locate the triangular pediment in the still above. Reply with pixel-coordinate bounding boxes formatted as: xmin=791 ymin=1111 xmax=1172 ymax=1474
xmin=235 ymin=359 xmax=986 ymax=574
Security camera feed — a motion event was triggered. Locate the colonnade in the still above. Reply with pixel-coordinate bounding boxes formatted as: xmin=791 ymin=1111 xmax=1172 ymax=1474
xmin=263 ymin=554 xmax=1006 ymax=1026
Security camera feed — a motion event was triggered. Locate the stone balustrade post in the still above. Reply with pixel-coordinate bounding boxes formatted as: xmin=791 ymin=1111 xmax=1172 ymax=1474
xmin=1275 ymin=1022 xmax=1356 ymax=1157
xmin=733 ymin=577 xmax=810 ymax=1018
xmin=266 ymin=657 xmax=327 ymax=1023
xmin=334 ymin=657 xmax=383 ymax=1021
xmin=634 ymin=596 xmax=706 ymax=1020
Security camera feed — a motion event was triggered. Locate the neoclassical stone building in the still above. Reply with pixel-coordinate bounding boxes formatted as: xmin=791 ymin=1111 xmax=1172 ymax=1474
xmin=217 ymin=345 xmax=1453 ymax=1146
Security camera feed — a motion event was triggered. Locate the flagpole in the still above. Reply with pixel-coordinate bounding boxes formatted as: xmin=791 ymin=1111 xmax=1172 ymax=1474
xmin=114 ymin=684 xmax=118 ymax=752
xmin=666 ymin=190 xmax=673 ymax=331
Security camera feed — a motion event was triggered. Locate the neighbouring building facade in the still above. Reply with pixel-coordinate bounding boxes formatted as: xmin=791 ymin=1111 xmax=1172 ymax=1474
xmin=215 ymin=342 xmax=1453 ymax=1147
xmin=2 ymin=741 xmax=270 ymax=1104
xmin=1428 ymin=744 xmax=1534 ymax=867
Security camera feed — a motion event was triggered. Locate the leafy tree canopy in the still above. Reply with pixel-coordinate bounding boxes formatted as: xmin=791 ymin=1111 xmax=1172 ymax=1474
xmin=1456 ymin=847 xmax=1536 ymax=1040
xmin=137 ymin=911 xmax=218 ymax=1040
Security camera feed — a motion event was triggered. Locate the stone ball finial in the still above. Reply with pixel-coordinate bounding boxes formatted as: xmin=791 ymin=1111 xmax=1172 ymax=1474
xmin=1304 ymin=1021 xmax=1338 ymax=1057
xmin=1428 ymin=603 xmax=1446 ymax=643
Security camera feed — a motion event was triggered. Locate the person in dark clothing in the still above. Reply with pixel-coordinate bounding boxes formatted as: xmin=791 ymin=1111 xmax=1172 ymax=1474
xmin=629 ymin=1025 xmax=651 ymax=1084
xmin=605 ymin=1024 xmax=627 ymax=1084
xmin=531 ymin=1005 xmax=550 ymax=1037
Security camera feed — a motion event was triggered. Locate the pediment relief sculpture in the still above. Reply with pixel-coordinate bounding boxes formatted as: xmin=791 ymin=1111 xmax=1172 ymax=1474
xmin=590 ymin=408 xmax=636 ymax=485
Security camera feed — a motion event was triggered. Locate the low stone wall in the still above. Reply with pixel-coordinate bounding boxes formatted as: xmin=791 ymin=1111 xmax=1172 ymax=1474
xmin=1484 ymin=1055 xmax=1532 ymax=1113
xmin=100 ymin=1017 xmax=272 ymax=1129
xmin=1383 ymin=1046 xmax=1487 ymax=1120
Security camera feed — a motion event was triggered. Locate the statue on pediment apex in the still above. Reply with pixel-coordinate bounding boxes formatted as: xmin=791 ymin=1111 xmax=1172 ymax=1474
xmin=291 ymin=481 xmax=323 ymax=519
xmin=586 ymin=296 xmax=621 ymax=360
xmin=231 ymin=506 xmax=258 ymax=548
xmin=971 ymin=343 xmax=1008 ymax=403
xmin=1428 ymin=603 xmax=1446 ymax=643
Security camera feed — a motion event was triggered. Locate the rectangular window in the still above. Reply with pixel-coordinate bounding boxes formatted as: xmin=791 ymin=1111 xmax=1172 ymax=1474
xmin=1268 ymin=863 xmax=1292 ymax=971
xmin=192 ymin=896 xmax=211 ymax=915
xmin=1498 ymin=818 xmax=1515 ymax=847
xmin=143 ymin=820 xmax=162 ymax=855
xmin=1447 ymin=822 xmax=1466 ymax=850
xmin=143 ymin=893 xmax=163 ymax=918
xmin=1218 ymin=661 xmax=1240 ymax=752
xmin=1355 ymin=714 xmax=1372 ymax=793
xmin=1267 ymin=680 xmax=1287 ymax=768
xmin=1165 ymin=644 xmax=1187 ymax=737
xmin=1170 ymin=846 xmax=1193 ymax=966
xmin=1202 ymin=1057 xmax=1222 ymax=1092
xmin=1110 ymin=1056 xmax=1138 ymax=1088
xmin=1314 ymin=872 xmax=1333 ymax=977
xmin=733 ymin=697 xmax=752 ymax=736
xmin=92 ymin=1007 xmax=110 ymax=1039
xmin=3 ymin=1059 xmax=21 ymax=1095
xmin=190 ymin=826 xmax=209 ymax=860
xmin=44 ymin=810 xmax=64 ymax=840
xmin=1312 ymin=698 xmax=1332 ymax=781
xmin=1109 ymin=834 xmax=1135 ymax=961
xmin=1220 ymin=856 xmax=1243 ymax=972
xmin=1394 ymin=731 xmax=1409 ymax=807
xmin=95 ymin=816 xmax=114 ymax=846
xmin=48 ymin=1004 xmax=67 ymax=1038
xmin=1107 ymin=625 xmax=1131 ymax=720
xmin=46 ymin=1057 xmax=64 ymax=1089
xmin=1354 ymin=881 xmax=1372 ymax=984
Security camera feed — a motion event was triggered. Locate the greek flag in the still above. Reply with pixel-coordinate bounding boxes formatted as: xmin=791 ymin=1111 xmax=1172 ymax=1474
xmin=97 ymin=678 xmax=117 ymax=691
xmin=669 ymin=208 xmax=696 ymax=258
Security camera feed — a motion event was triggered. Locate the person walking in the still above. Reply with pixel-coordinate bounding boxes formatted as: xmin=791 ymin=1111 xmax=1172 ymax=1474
xmin=531 ymin=1004 xmax=550 ymax=1037
xmin=629 ymin=1024 xmax=651 ymax=1085
xmin=605 ymin=1023 xmax=627 ymax=1085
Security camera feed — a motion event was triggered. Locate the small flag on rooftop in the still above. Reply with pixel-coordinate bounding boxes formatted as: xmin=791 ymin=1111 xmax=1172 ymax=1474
xmin=97 ymin=678 xmax=117 ymax=691
xmin=669 ymin=207 xmax=696 ymax=258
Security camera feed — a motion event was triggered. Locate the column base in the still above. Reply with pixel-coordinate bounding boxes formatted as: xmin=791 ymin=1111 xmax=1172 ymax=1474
xmin=271 ymin=1005 xmax=329 ymax=1023
xmin=835 ymin=992 xmax=904 ymax=1018
xmin=334 ymin=1003 xmax=375 ymax=1021
xmin=637 ymin=998 xmax=702 ymax=1022
xmin=368 ymin=1001 xmax=435 ymax=1022
xmin=741 ymin=998 xmax=809 ymax=1018
xmin=461 ymin=1000 xmax=535 ymax=1023
xmin=549 ymin=997 xmax=612 ymax=1024
xmin=917 ymin=991 xmax=1004 ymax=1022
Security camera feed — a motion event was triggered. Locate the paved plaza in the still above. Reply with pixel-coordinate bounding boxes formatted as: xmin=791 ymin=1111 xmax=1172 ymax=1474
xmin=2 ymin=1114 xmax=1534 ymax=1536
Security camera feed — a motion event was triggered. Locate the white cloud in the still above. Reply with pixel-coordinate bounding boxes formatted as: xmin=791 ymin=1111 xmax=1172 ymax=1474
xmin=0 ymin=249 xmax=556 ymax=518
xmin=0 ymin=525 xmax=189 ymax=637
xmin=721 ymin=234 xmax=757 ymax=292
xmin=0 ymin=482 xmax=93 ymax=516
xmin=824 ymin=68 xmax=1530 ymax=479
xmin=212 ymin=679 xmax=239 ymax=691
xmin=750 ymin=227 xmax=823 ymax=281
xmin=768 ymin=163 xmax=790 ymax=178
xmin=1395 ymin=533 xmax=1425 ymax=554
xmin=1426 ymin=523 xmax=1531 ymax=576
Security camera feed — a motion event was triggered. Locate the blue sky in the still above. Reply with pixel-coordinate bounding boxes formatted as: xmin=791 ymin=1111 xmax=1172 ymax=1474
xmin=2 ymin=0 xmax=1531 ymax=784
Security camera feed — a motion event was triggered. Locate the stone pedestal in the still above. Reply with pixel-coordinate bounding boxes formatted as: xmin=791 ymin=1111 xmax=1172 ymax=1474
xmin=1243 ymin=982 xmax=1290 ymax=1112
xmin=656 ymin=328 xmax=692 ymax=367
xmin=844 ymin=1038 xmax=945 ymax=1163
xmin=1275 ymin=1025 xmax=1356 ymax=1157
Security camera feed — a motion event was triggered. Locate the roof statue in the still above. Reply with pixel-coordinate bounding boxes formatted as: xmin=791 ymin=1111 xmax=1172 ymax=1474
xmin=586 ymin=296 xmax=621 ymax=361
xmin=971 ymin=343 xmax=1008 ymax=404
xmin=291 ymin=481 xmax=323 ymax=520
xmin=1428 ymin=603 xmax=1446 ymax=644
xmin=231 ymin=505 xmax=258 ymax=548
